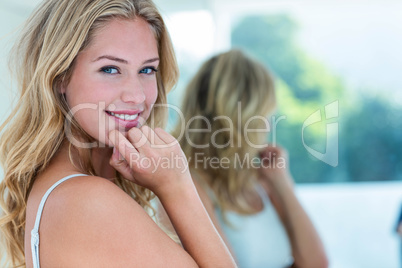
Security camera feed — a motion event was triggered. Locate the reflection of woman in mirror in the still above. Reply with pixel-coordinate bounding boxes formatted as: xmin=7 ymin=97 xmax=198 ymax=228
xmin=0 ymin=0 xmax=236 ymax=267
xmin=173 ymin=49 xmax=328 ymax=268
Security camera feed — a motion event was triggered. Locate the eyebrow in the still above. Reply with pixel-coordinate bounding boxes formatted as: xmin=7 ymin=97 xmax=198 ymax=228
xmin=93 ymin=55 xmax=159 ymax=65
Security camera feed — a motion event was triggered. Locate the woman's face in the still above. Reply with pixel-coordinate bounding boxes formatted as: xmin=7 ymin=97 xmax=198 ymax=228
xmin=63 ymin=18 xmax=159 ymax=146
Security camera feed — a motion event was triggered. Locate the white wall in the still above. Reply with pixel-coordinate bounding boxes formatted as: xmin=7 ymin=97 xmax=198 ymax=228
xmin=298 ymin=182 xmax=402 ymax=268
xmin=1 ymin=4 xmax=23 ymax=123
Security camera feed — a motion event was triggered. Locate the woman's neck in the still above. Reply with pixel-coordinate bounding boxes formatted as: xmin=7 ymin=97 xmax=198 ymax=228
xmin=91 ymin=146 xmax=115 ymax=180
xmin=58 ymin=141 xmax=115 ymax=181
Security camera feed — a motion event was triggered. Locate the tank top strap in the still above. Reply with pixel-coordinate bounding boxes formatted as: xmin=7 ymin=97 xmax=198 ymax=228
xmin=31 ymin=173 xmax=87 ymax=268
xmin=254 ymin=182 xmax=272 ymax=205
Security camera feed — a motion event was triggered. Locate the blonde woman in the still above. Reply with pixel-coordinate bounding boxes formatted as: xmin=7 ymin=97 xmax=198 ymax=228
xmin=173 ymin=50 xmax=328 ymax=268
xmin=0 ymin=0 xmax=236 ymax=267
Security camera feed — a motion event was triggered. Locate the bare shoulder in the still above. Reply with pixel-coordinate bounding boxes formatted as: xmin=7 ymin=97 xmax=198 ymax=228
xmin=39 ymin=175 xmax=196 ymax=267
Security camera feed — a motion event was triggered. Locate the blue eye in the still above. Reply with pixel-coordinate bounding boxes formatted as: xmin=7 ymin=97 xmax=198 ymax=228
xmin=140 ymin=67 xmax=158 ymax=75
xmin=101 ymin=66 xmax=119 ymax=74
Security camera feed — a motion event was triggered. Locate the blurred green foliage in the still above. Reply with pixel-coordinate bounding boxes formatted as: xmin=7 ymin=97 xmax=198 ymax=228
xmin=231 ymin=14 xmax=402 ymax=183
xmin=342 ymin=96 xmax=402 ymax=181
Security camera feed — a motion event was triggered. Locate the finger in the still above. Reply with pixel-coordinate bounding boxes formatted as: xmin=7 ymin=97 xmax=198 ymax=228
xmin=109 ymin=130 xmax=140 ymax=164
xmin=266 ymin=145 xmax=288 ymax=162
xmin=154 ymin=128 xmax=178 ymax=145
xmin=141 ymin=125 xmax=164 ymax=146
xmin=260 ymin=146 xmax=280 ymax=158
xmin=109 ymin=147 xmax=135 ymax=181
xmin=260 ymin=155 xmax=272 ymax=167
xmin=127 ymin=127 xmax=150 ymax=151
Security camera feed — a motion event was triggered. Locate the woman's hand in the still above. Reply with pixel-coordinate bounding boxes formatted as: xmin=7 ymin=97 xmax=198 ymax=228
xmin=109 ymin=126 xmax=237 ymax=268
xmin=258 ymin=145 xmax=294 ymax=192
xmin=108 ymin=126 xmax=192 ymax=197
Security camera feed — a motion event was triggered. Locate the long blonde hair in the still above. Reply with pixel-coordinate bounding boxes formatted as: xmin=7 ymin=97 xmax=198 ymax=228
xmin=0 ymin=0 xmax=178 ymax=266
xmin=173 ymin=49 xmax=275 ymax=216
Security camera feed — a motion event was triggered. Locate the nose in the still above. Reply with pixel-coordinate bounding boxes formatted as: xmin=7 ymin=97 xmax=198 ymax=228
xmin=121 ymin=76 xmax=146 ymax=104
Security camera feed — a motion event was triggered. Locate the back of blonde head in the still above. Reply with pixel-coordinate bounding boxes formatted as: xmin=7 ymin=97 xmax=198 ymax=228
xmin=0 ymin=0 xmax=178 ymax=266
xmin=174 ymin=49 xmax=275 ymax=216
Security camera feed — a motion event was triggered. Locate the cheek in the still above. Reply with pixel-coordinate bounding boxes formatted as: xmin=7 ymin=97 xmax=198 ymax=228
xmin=146 ymin=82 xmax=159 ymax=107
xmin=65 ymin=81 xmax=111 ymax=133
xmin=67 ymin=80 xmax=112 ymax=107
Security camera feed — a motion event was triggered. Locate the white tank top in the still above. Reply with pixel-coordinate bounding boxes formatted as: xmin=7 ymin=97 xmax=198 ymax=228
xmin=31 ymin=174 xmax=87 ymax=268
xmin=213 ymin=185 xmax=294 ymax=268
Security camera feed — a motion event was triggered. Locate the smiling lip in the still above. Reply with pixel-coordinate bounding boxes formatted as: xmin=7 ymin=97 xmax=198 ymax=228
xmin=106 ymin=110 xmax=142 ymax=129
